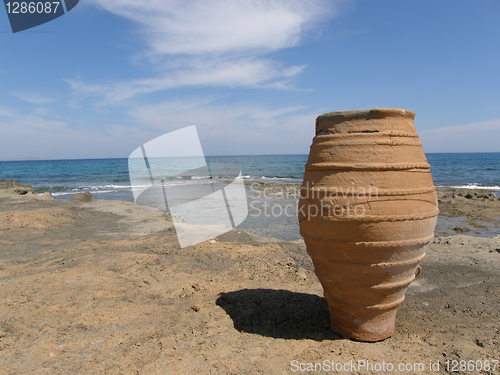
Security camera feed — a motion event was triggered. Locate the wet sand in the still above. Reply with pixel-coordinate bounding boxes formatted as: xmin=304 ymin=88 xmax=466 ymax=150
xmin=0 ymin=181 xmax=498 ymax=374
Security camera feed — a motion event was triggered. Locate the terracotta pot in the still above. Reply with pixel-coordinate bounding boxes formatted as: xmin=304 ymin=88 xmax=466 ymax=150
xmin=299 ymin=108 xmax=438 ymax=342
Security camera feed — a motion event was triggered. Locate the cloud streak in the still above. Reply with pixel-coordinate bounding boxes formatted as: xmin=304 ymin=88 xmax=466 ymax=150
xmin=419 ymin=118 xmax=500 ymax=153
xmin=0 ymin=99 xmax=315 ymax=160
xmin=12 ymin=92 xmax=55 ymax=105
xmin=127 ymin=98 xmax=315 ymax=155
xmin=0 ymin=105 xmax=157 ymax=160
xmin=0 ymin=106 xmax=66 ymax=131
xmin=66 ymin=58 xmax=306 ymax=103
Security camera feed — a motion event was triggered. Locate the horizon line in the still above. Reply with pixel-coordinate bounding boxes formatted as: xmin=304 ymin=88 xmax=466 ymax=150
xmin=1 ymin=151 xmax=499 ymax=163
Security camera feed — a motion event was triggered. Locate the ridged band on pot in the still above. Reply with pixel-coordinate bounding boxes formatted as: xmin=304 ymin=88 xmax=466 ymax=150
xmin=299 ymin=108 xmax=438 ymax=342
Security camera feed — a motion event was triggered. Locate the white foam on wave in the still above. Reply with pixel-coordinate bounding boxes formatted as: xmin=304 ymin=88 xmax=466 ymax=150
xmin=44 ymin=175 xmax=305 ymax=197
xmin=261 ymin=176 xmax=300 ymax=181
xmin=52 ymin=189 xmax=120 ymax=196
xmin=71 ymin=184 xmax=134 ymax=191
xmin=438 ymin=184 xmax=500 ymax=191
xmin=50 ymin=191 xmax=77 ymax=197
xmin=190 ymin=175 xmax=211 ymax=180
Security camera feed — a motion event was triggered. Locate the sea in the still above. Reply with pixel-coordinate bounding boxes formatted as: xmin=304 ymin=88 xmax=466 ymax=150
xmin=0 ymin=153 xmax=499 ymax=202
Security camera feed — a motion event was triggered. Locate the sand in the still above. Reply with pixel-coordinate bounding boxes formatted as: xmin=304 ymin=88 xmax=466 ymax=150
xmin=0 ymin=182 xmax=498 ymax=374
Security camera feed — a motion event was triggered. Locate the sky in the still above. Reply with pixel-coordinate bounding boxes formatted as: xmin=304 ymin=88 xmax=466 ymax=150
xmin=0 ymin=0 xmax=499 ymax=160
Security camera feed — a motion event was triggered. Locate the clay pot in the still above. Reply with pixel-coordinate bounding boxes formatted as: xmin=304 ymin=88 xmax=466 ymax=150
xmin=299 ymin=108 xmax=438 ymax=342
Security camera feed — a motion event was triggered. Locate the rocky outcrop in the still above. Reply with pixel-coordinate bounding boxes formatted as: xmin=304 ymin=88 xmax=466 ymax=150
xmin=0 ymin=180 xmax=54 ymax=200
xmin=0 ymin=179 xmax=34 ymax=195
xmin=37 ymin=192 xmax=54 ymax=200
xmin=71 ymin=191 xmax=93 ymax=202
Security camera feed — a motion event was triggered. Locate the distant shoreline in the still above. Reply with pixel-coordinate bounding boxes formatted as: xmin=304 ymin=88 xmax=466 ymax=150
xmin=1 ymin=151 xmax=500 ymax=163
xmin=1 ymin=153 xmax=498 ymax=200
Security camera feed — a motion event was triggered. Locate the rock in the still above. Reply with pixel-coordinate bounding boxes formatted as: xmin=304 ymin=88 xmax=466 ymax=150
xmin=464 ymin=193 xmax=473 ymax=199
xmin=453 ymin=226 xmax=470 ymax=233
xmin=296 ymin=267 xmax=308 ymax=280
xmin=37 ymin=192 xmax=54 ymax=200
xmin=12 ymin=188 xmax=31 ymax=195
xmin=0 ymin=179 xmax=20 ymax=189
xmin=0 ymin=179 xmax=33 ymax=195
xmin=72 ymin=192 xmax=93 ymax=202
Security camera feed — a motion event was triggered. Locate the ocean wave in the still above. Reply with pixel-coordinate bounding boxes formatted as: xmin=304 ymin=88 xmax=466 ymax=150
xmin=438 ymin=184 xmax=500 ymax=191
xmin=39 ymin=175 xmax=305 ymax=198
xmin=71 ymin=184 xmax=136 ymax=191
xmin=49 ymin=191 xmax=77 ymax=197
xmin=50 ymin=189 xmax=125 ymax=197
xmin=33 ymin=185 xmax=69 ymax=193
xmin=261 ymin=176 xmax=301 ymax=181
xmin=190 ymin=175 xmax=211 ymax=180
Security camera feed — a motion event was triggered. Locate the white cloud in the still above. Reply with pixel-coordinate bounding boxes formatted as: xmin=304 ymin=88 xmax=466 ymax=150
xmin=91 ymin=0 xmax=330 ymax=55
xmin=0 ymin=124 xmax=152 ymax=161
xmin=71 ymin=0 xmax=340 ymax=103
xmin=0 ymin=106 xmax=156 ymax=160
xmin=66 ymin=58 xmax=306 ymax=103
xmin=0 ymin=107 xmax=72 ymax=160
xmin=12 ymin=92 xmax=55 ymax=105
xmin=0 ymin=106 xmax=16 ymax=118
xmin=128 ymin=98 xmax=316 ymax=155
xmin=419 ymin=119 xmax=500 ymax=153
xmin=129 ymin=100 xmax=500 ymax=156
xmin=249 ymin=106 xmax=304 ymax=120
xmin=4 ymin=104 xmax=498 ymax=161
xmin=0 ymin=106 xmax=66 ymax=131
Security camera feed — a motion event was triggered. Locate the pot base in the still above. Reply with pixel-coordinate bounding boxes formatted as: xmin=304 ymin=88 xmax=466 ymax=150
xmin=330 ymin=321 xmax=394 ymax=342
xmin=328 ymin=303 xmax=398 ymax=342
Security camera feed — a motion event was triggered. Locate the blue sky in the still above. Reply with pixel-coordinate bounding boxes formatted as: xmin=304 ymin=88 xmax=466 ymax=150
xmin=0 ymin=0 xmax=499 ymax=160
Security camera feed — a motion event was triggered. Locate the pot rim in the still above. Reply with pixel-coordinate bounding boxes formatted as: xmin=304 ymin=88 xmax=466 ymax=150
xmin=317 ymin=108 xmax=415 ymax=122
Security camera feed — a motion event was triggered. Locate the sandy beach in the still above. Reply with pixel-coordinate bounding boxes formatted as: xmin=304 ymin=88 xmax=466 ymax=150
xmin=0 ymin=181 xmax=498 ymax=374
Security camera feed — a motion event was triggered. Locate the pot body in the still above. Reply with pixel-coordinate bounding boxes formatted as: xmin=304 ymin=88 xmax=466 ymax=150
xmin=299 ymin=108 xmax=438 ymax=342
